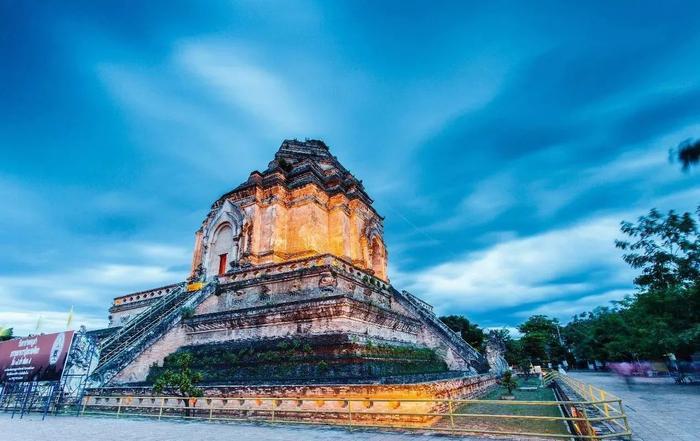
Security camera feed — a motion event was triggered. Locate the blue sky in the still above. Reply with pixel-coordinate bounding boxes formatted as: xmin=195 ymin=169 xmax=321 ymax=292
xmin=1 ymin=1 xmax=699 ymax=336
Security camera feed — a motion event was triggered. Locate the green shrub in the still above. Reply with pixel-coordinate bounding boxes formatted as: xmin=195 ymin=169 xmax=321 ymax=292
xmin=180 ymin=306 xmax=195 ymax=319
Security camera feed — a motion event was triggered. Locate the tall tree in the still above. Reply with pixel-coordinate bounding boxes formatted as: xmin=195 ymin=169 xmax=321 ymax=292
xmin=563 ymin=206 xmax=700 ymax=363
xmin=440 ymin=315 xmax=486 ymax=352
xmin=517 ymin=315 xmax=566 ymax=366
xmin=615 ymin=207 xmax=699 ymax=290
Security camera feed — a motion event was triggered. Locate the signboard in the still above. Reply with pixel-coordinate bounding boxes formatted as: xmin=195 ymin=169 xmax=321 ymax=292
xmin=0 ymin=331 xmax=75 ymax=383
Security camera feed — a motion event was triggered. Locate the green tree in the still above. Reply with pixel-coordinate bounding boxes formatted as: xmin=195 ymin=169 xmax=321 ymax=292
xmin=440 ymin=315 xmax=486 ymax=352
xmin=500 ymin=370 xmax=518 ymax=396
xmin=615 ymin=207 xmax=699 ymax=291
xmin=563 ymin=306 xmax=632 ymax=363
xmin=563 ymin=207 xmax=700 ymax=364
xmin=0 ymin=327 xmax=13 ymax=341
xmin=491 ymin=329 xmax=533 ymax=378
xmin=622 ymin=284 xmax=700 ymax=359
xmin=564 ymin=286 xmax=700 ymax=362
xmin=152 ymin=352 xmax=203 ymax=416
xmin=517 ymin=315 xmax=566 ymax=366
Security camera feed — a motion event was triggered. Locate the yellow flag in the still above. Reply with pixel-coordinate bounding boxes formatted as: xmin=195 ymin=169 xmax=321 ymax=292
xmin=67 ymin=306 xmax=74 ymax=330
xmin=35 ymin=315 xmax=43 ymax=333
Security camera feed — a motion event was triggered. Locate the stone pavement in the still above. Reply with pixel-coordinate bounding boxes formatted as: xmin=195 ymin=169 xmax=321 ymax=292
xmin=0 ymin=413 xmax=494 ymax=441
xmin=570 ymin=371 xmax=700 ymax=441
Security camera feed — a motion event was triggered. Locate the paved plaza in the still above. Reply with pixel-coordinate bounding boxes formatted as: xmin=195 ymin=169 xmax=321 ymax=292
xmin=570 ymin=371 xmax=700 ymax=441
xmin=0 ymin=413 xmax=495 ymax=441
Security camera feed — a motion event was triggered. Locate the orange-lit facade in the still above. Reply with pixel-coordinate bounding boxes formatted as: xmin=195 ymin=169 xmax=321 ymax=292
xmin=190 ymin=139 xmax=388 ymax=281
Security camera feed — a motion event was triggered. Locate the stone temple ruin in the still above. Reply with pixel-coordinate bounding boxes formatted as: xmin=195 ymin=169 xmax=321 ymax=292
xmin=90 ymin=139 xmax=503 ymax=406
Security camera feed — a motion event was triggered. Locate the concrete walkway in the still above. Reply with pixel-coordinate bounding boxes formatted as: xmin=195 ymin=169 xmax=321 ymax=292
xmin=570 ymin=371 xmax=700 ymax=441
xmin=0 ymin=413 xmax=493 ymax=441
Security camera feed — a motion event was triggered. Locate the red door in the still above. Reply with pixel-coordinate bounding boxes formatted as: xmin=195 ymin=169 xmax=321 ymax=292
xmin=218 ymin=253 xmax=228 ymax=275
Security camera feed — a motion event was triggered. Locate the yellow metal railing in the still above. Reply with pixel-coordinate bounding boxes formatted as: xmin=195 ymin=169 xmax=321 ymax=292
xmin=69 ymin=391 xmax=633 ymax=440
xmin=553 ymin=372 xmax=631 ymax=435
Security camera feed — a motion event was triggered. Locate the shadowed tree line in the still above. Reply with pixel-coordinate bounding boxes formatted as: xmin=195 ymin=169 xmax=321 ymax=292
xmin=563 ymin=205 xmax=699 ymax=363
xmin=443 ymin=205 xmax=700 ymax=368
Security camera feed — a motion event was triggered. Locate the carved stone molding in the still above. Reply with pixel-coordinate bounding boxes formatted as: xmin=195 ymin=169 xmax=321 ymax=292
xmin=258 ymin=285 xmax=271 ymax=301
xmin=319 ymin=272 xmax=337 ymax=292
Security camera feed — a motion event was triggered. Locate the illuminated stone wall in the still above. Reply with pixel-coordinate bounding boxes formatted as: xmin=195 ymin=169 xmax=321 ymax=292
xmin=190 ymin=140 xmax=388 ymax=281
xmin=91 ymin=374 xmax=497 ymax=427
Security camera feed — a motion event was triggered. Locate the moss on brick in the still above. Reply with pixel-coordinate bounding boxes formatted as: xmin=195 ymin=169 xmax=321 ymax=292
xmin=147 ymin=334 xmax=448 ymax=384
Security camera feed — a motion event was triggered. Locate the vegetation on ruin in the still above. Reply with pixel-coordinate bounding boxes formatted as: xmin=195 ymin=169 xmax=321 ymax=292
xmin=147 ymin=336 xmax=448 ymax=383
xmin=180 ymin=306 xmax=195 ymax=319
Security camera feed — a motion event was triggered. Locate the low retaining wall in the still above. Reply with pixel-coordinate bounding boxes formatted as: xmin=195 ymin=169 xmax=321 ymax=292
xmin=85 ymin=374 xmax=496 ymax=427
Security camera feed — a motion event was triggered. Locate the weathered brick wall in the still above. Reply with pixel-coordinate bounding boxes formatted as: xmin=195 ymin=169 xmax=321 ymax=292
xmin=103 ymin=256 xmax=486 ymax=385
xmin=111 ymin=327 xmax=187 ymax=384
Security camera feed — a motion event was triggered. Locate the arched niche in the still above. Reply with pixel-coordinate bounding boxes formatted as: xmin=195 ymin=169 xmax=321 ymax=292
xmin=362 ymin=219 xmax=387 ymax=281
xmin=208 ymin=223 xmax=234 ymax=276
xmin=369 ymin=235 xmax=387 ymax=281
xmin=202 ymin=200 xmax=245 ymax=278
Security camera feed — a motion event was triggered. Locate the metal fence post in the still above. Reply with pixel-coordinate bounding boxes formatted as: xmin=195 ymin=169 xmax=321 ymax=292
xmin=158 ymin=398 xmax=164 ymax=420
xmin=600 ymin=390 xmax=610 ymax=417
xmin=448 ymin=400 xmax=455 ymax=430
xmin=80 ymin=395 xmax=88 ymax=416
xmin=347 ymin=401 xmax=353 ymax=429
xmin=621 ymin=400 xmax=632 ymax=439
xmin=116 ymin=399 xmax=122 ymax=418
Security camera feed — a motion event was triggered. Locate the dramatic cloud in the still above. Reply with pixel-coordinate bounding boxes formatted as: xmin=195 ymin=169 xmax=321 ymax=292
xmin=402 ymin=214 xmax=632 ymax=312
xmin=1 ymin=1 xmax=699 ymax=335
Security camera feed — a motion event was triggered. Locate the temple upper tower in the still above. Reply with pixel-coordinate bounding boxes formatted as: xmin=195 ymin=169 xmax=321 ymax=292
xmin=190 ymin=139 xmax=388 ymax=281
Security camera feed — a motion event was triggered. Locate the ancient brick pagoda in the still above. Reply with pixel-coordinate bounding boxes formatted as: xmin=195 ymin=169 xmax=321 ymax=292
xmin=95 ymin=139 xmax=497 ymax=390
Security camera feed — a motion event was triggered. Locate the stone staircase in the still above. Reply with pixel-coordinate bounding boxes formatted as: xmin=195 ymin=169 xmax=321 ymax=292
xmin=90 ymin=282 xmax=215 ymax=385
xmin=391 ymin=288 xmax=490 ymax=373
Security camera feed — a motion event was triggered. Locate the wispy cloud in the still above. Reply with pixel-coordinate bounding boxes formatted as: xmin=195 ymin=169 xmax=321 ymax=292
xmin=403 ymin=213 xmax=631 ymax=314
xmin=0 ymin=261 xmax=186 ymax=335
xmin=176 ymin=41 xmax=311 ymax=135
xmin=516 ymin=289 xmax=632 ymax=322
